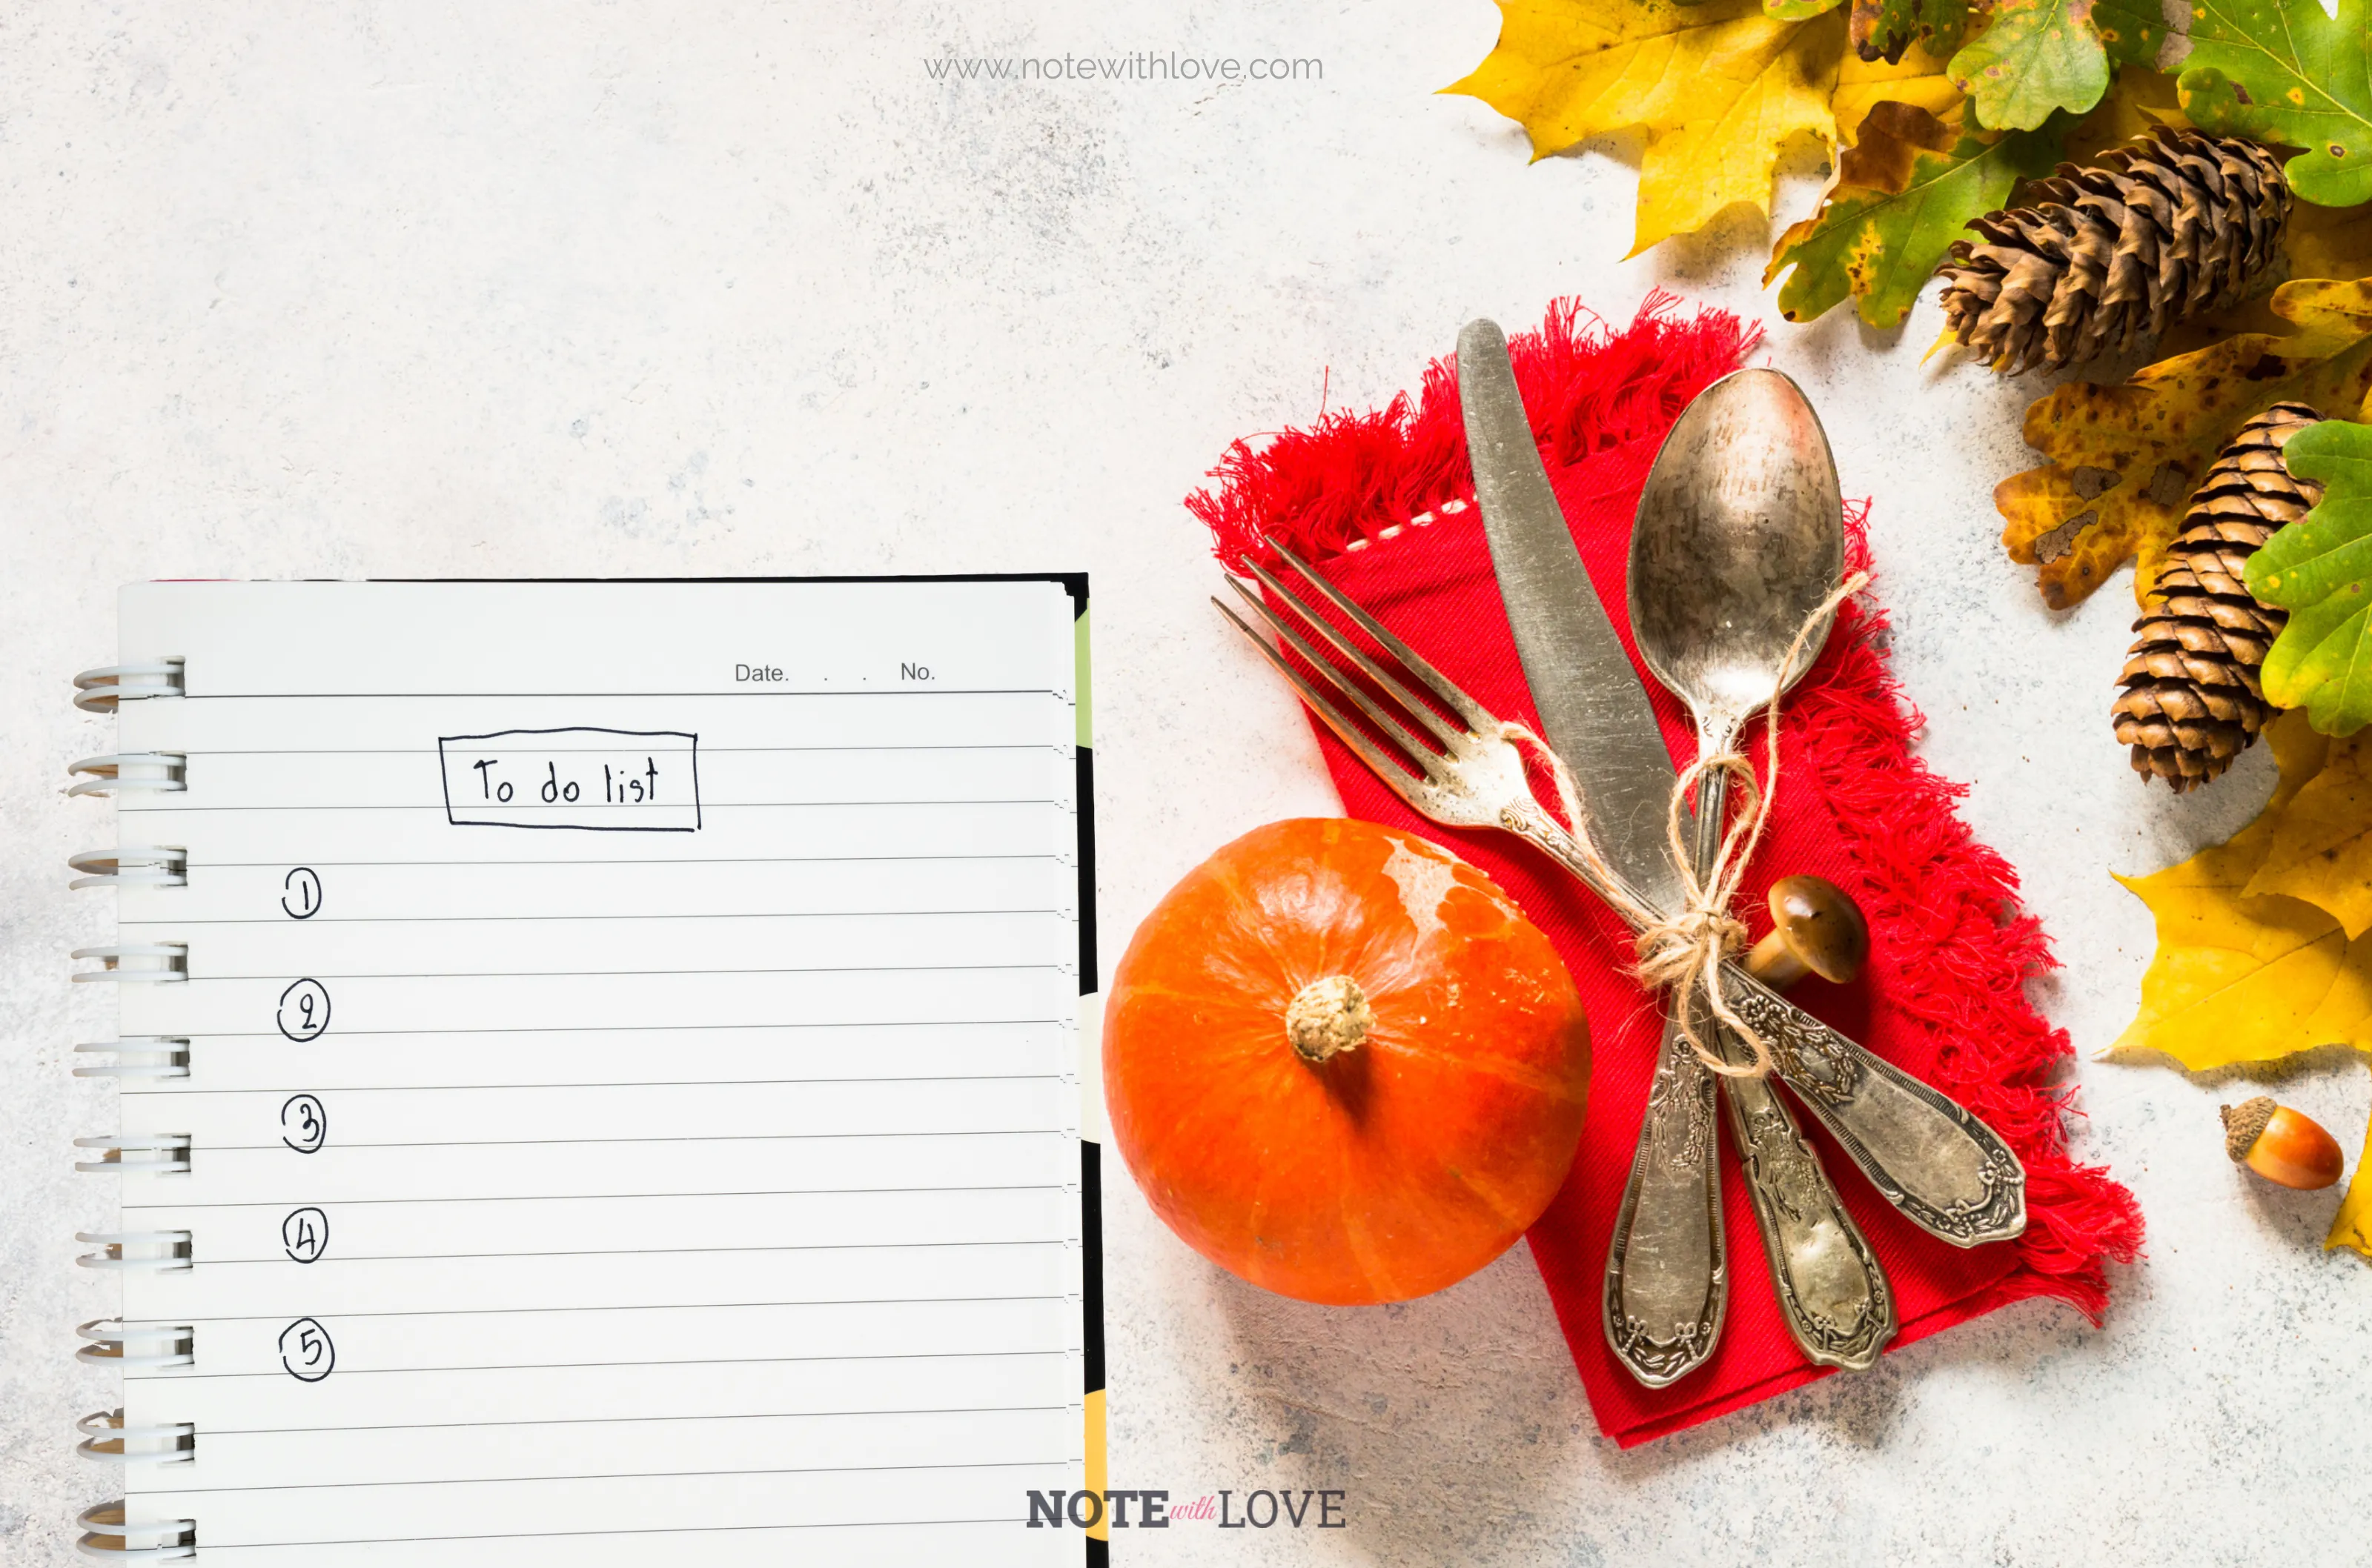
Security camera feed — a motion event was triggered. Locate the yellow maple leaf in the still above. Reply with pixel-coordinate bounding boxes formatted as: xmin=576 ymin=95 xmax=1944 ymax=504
xmin=2247 ymin=731 xmax=2372 ymax=937
xmin=2333 ymin=1117 xmax=2372 ymax=1258
xmin=1996 ymin=279 xmax=2372 ymax=610
xmin=2105 ymin=714 xmax=2372 ymax=1072
xmin=1443 ymin=0 xmax=1955 ymax=257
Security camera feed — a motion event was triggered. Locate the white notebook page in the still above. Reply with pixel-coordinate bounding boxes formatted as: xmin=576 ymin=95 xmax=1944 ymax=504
xmin=108 ymin=579 xmax=1087 ymax=1565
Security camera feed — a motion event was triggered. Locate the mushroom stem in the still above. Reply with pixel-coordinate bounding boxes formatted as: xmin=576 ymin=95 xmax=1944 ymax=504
xmin=1744 ymin=930 xmax=1808 ymax=989
xmin=1285 ymin=975 xmax=1371 ymax=1064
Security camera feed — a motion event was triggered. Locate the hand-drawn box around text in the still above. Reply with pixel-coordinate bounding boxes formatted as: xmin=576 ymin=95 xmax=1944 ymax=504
xmin=437 ymin=727 xmax=701 ymax=832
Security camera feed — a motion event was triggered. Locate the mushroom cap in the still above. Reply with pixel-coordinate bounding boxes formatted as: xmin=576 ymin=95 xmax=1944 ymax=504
xmin=1762 ymin=874 xmax=1869 ymax=984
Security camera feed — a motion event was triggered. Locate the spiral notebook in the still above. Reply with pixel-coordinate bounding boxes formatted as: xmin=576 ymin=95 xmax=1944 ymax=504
xmin=67 ymin=577 xmax=1103 ymax=1565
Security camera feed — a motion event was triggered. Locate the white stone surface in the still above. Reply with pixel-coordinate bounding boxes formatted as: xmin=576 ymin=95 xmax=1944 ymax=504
xmin=3 ymin=3 xmax=2368 ymax=1564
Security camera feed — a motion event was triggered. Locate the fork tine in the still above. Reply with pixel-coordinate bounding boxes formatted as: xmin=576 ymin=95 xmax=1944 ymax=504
xmin=1262 ymin=536 xmax=1502 ymax=738
xmin=1219 ymin=581 xmax=1454 ymax=786
xmin=1213 ymin=597 xmax=1449 ymax=817
xmin=1236 ymin=555 xmax=1472 ymax=756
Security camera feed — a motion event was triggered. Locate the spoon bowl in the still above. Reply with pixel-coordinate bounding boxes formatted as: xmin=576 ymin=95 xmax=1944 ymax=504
xmin=1628 ymin=368 xmax=1844 ymax=739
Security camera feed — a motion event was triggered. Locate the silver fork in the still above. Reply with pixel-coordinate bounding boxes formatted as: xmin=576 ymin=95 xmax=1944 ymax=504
xmin=1216 ymin=539 xmax=2028 ymax=1251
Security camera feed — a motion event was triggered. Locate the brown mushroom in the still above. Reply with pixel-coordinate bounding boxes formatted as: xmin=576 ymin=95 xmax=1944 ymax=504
xmin=1743 ymin=874 xmax=1868 ymax=990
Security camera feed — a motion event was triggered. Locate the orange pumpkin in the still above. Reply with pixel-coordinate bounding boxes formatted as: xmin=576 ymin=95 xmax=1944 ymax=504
xmin=1104 ymin=817 xmax=1591 ymax=1304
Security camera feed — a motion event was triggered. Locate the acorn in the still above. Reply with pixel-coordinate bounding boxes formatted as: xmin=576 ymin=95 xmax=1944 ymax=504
xmin=1743 ymin=874 xmax=1869 ymax=990
xmin=2219 ymin=1097 xmax=2345 ymax=1190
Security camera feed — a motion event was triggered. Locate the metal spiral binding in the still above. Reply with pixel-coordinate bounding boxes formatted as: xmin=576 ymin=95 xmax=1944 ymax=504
xmin=67 ymin=754 xmax=188 ymax=798
xmin=72 ymin=660 xmax=185 ymax=714
xmin=75 ymin=1502 xmax=195 ymax=1561
xmin=67 ymin=847 xmax=189 ymax=890
xmin=73 ymin=1137 xmax=193 ymax=1175
xmin=75 ymin=1232 xmax=194 ymax=1272
xmin=70 ymin=946 xmax=188 ymax=984
xmin=70 ymin=660 xmax=202 ymax=1561
xmin=76 ymin=1321 xmax=196 ymax=1370
xmin=76 ymin=1411 xmax=196 ymax=1466
xmin=73 ymin=1039 xmax=191 ymax=1081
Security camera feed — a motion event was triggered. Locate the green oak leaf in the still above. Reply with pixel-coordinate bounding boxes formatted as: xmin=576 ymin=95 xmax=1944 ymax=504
xmin=2248 ymin=420 xmax=2372 ymax=736
xmin=1849 ymin=0 xmax=1970 ymax=64
xmin=1765 ymin=102 xmax=2061 ymax=327
xmin=1947 ymin=0 xmax=2163 ymax=131
xmin=2178 ymin=0 xmax=2372 ymax=209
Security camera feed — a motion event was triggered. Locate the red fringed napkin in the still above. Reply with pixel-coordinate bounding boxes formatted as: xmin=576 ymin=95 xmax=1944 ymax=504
xmin=1189 ymin=294 xmax=2143 ymax=1446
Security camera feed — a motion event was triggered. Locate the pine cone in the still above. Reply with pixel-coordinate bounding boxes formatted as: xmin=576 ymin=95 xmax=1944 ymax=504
xmin=1939 ymin=129 xmax=2290 ymax=375
xmin=2111 ymin=402 xmax=2325 ymax=791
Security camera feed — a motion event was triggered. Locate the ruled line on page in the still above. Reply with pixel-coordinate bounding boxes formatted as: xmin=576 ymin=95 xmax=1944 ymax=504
xmin=174 ymin=962 xmax=1064 ymax=980
xmin=205 ymin=1403 xmax=1068 ymax=1438
xmin=177 ymin=687 xmax=1057 ymax=700
xmin=131 ymin=1348 xmax=1073 ymax=1383
xmin=126 ymin=1018 xmax=1065 ymax=1042
xmin=181 ymin=1516 xmax=1024 ymax=1552
xmin=171 ymin=854 xmax=1064 ymax=869
xmin=124 ymin=797 xmax=1058 ymax=813
xmin=186 ymin=1128 xmax=1068 ymax=1153
xmin=196 ymin=1239 xmax=1067 ymax=1266
xmin=160 ymin=1292 xmax=1068 ymax=1325
xmin=165 ymin=1456 xmax=1074 ymax=1496
xmin=124 ymin=908 xmax=1063 ymax=927
xmin=169 ymin=958 xmax=1058 ymax=972
xmin=123 ymin=1183 xmax=1067 ymax=1212
xmin=179 ymin=743 xmax=1059 ymax=756
xmin=126 ymin=1074 xmax=1064 ymax=1097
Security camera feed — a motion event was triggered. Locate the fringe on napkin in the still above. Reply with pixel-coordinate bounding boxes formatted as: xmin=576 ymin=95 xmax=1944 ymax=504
xmin=1192 ymin=290 xmax=1760 ymax=568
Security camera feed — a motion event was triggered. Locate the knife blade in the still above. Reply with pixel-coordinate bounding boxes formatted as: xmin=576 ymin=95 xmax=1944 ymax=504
xmin=1457 ymin=318 xmax=1689 ymax=911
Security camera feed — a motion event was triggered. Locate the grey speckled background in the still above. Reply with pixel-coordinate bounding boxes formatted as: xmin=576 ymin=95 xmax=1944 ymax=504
xmin=4 ymin=4 xmax=2368 ymax=1564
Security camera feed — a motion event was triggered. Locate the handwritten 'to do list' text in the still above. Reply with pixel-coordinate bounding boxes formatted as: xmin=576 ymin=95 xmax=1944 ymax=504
xmin=437 ymin=727 xmax=702 ymax=831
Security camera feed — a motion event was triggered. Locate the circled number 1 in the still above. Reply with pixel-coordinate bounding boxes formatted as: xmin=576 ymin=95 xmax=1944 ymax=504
xmin=281 ymin=867 xmax=322 ymax=919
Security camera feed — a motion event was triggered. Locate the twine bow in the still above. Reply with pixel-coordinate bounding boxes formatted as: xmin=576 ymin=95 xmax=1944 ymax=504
xmin=1508 ymin=571 xmax=1868 ymax=1081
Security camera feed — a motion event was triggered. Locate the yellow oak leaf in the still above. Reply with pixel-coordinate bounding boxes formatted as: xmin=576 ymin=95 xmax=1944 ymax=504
xmin=2247 ymin=732 xmax=2372 ymax=938
xmin=1832 ymin=39 xmax=1961 ymax=143
xmin=1996 ymin=280 xmax=2372 ymax=610
xmin=2332 ymin=1117 xmax=2372 ymax=1259
xmin=2106 ymin=714 xmax=2372 ymax=1072
xmin=1443 ymin=0 xmax=1954 ymax=256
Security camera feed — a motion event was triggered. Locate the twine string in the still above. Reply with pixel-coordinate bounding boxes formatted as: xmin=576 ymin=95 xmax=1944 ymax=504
xmin=1503 ymin=571 xmax=1868 ymax=1080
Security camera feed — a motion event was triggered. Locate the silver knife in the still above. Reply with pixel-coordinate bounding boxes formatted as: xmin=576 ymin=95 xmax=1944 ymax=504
xmin=1456 ymin=320 xmax=2024 ymax=1351
xmin=1456 ymin=319 xmax=1732 ymax=1384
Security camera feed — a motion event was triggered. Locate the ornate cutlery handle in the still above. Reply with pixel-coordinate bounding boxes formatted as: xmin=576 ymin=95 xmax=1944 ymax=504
xmin=1603 ymin=1017 xmax=1725 ymax=1387
xmin=1720 ymin=974 xmax=2027 ymax=1247
xmin=1689 ymin=760 xmax=1890 ymax=1369
xmin=1503 ymin=804 xmax=2028 ymax=1249
xmin=1720 ymin=1054 xmax=1894 ymax=1369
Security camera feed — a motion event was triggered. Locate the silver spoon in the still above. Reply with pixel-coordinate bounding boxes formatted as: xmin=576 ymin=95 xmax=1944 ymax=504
xmin=1618 ymin=368 xmax=1895 ymax=1372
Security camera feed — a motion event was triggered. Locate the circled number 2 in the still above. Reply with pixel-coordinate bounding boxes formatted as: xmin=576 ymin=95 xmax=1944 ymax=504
xmin=278 ymin=1318 xmax=335 ymax=1382
xmin=280 ymin=1094 xmax=328 ymax=1154
xmin=282 ymin=1206 xmax=329 ymax=1263
xmin=276 ymin=979 xmax=331 ymax=1042
xmin=281 ymin=867 xmax=322 ymax=920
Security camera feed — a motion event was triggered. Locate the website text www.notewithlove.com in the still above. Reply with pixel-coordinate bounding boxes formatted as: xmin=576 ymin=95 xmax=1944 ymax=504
xmin=925 ymin=51 xmax=1322 ymax=83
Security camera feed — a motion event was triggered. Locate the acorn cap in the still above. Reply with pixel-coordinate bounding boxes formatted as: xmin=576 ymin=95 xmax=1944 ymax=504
xmin=2221 ymin=1096 xmax=2277 ymax=1162
xmin=1763 ymin=874 xmax=1870 ymax=984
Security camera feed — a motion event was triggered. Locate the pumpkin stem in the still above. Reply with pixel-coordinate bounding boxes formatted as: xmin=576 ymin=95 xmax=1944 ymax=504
xmin=1285 ymin=975 xmax=1371 ymax=1064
